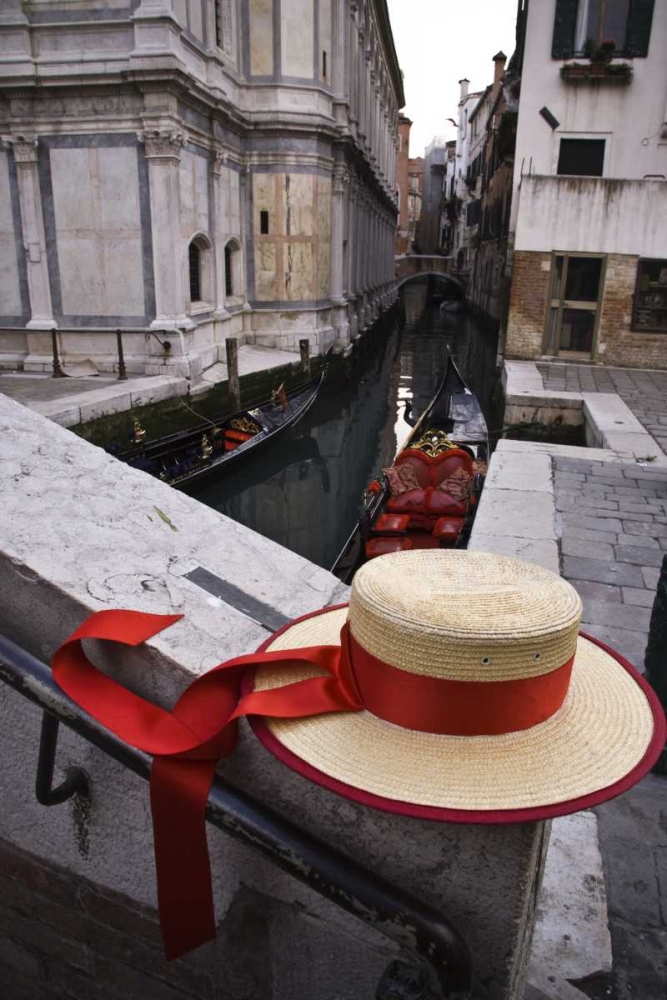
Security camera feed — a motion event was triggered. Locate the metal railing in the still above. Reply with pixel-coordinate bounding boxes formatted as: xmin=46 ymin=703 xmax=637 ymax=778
xmin=0 ymin=632 xmax=472 ymax=999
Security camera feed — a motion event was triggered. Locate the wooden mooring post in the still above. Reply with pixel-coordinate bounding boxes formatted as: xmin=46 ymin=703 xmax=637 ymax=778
xmin=50 ymin=327 xmax=66 ymax=378
xmin=226 ymin=337 xmax=240 ymax=410
xmin=115 ymin=329 xmax=128 ymax=381
xmin=299 ymin=338 xmax=310 ymax=375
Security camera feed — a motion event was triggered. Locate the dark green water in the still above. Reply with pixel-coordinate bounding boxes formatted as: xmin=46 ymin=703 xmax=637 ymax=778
xmin=192 ymin=282 xmax=499 ymax=570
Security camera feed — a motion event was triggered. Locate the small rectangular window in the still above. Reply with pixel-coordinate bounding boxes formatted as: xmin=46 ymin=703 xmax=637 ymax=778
xmin=632 ymin=259 xmax=667 ymax=333
xmin=322 ymin=50 xmax=327 ymax=79
xmin=260 ymin=210 xmax=269 ymax=235
xmin=557 ymin=138 xmax=605 ymax=177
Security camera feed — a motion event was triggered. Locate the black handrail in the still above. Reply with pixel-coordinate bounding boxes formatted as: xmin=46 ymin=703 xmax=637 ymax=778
xmin=0 ymin=632 xmax=472 ymax=999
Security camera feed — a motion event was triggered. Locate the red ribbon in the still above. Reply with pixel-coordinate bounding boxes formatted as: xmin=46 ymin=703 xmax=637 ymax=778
xmin=51 ymin=609 xmax=573 ymax=960
xmin=52 ymin=610 xmax=361 ymax=960
xmin=348 ymin=633 xmax=574 ymax=736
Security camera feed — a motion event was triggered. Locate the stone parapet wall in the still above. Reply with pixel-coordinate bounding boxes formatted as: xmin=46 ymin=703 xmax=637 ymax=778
xmin=0 ymin=392 xmax=548 ymax=998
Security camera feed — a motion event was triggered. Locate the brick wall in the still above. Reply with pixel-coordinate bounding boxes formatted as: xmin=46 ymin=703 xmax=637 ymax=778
xmin=598 ymin=254 xmax=667 ymax=369
xmin=505 ymin=251 xmax=667 ymax=369
xmin=505 ymin=250 xmax=551 ymax=358
xmin=0 ymin=836 xmax=214 ymax=1000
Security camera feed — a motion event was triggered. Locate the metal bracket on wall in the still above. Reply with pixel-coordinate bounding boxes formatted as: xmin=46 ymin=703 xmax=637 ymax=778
xmin=35 ymin=712 xmax=88 ymax=807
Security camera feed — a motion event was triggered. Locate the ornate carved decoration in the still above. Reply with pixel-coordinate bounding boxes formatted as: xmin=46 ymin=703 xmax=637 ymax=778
xmin=5 ymin=134 xmax=38 ymax=164
xmin=410 ymin=430 xmax=456 ymax=458
xmin=211 ymin=148 xmax=228 ymax=173
xmin=137 ymin=129 xmax=187 ymax=159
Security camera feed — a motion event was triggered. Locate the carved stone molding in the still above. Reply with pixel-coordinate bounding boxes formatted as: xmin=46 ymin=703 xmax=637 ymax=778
xmin=5 ymin=134 xmax=38 ymax=165
xmin=211 ymin=148 xmax=228 ymax=173
xmin=137 ymin=129 xmax=186 ymax=159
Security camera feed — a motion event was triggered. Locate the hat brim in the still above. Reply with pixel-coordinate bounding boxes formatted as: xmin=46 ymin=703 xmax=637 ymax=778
xmin=246 ymin=604 xmax=666 ymax=824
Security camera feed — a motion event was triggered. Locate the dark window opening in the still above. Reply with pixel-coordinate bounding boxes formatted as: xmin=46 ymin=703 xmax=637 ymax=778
xmin=224 ymin=244 xmax=233 ymax=297
xmin=322 ymin=50 xmax=327 ymax=79
xmin=189 ymin=242 xmax=201 ymax=302
xmin=632 ymin=258 xmax=667 ymax=333
xmin=215 ymin=1 xmax=222 ymax=48
xmin=557 ymin=138 xmax=605 ymax=177
xmin=576 ymin=0 xmax=630 ymax=52
xmin=260 ymin=210 xmax=269 ymax=235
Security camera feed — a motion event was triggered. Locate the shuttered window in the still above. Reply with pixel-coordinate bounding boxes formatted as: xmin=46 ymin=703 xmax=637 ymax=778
xmin=551 ymin=0 xmax=654 ymax=58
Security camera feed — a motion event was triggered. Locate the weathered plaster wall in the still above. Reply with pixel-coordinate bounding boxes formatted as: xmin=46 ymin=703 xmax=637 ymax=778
xmin=249 ymin=0 xmax=273 ymax=76
xmin=513 ymin=0 xmax=667 ymax=189
xmin=179 ymin=146 xmax=210 ymax=240
xmin=50 ymin=145 xmax=145 ymax=318
xmin=515 ymin=176 xmax=667 ymax=258
xmin=0 ymin=149 xmax=22 ymax=319
xmin=252 ymin=172 xmax=331 ymax=302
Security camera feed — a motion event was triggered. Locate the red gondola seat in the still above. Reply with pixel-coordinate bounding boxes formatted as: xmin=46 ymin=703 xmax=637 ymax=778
xmin=364 ymin=537 xmax=413 ymax=559
xmin=373 ymin=513 xmax=410 ymax=535
xmin=386 ymin=448 xmax=474 ymax=528
xmin=432 ymin=517 xmax=465 ymax=544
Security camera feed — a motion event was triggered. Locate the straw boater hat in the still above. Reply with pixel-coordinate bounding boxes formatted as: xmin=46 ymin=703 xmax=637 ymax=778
xmin=53 ymin=549 xmax=665 ymax=960
xmin=247 ymin=549 xmax=665 ymax=821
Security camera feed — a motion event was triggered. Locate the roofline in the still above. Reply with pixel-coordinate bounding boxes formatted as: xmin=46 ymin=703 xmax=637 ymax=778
xmin=468 ymin=84 xmax=492 ymax=124
xmin=374 ymin=0 xmax=406 ymax=108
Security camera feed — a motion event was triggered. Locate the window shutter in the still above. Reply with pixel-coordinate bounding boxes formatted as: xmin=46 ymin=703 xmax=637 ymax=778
xmin=551 ymin=0 xmax=578 ymax=59
xmin=626 ymin=0 xmax=655 ymax=57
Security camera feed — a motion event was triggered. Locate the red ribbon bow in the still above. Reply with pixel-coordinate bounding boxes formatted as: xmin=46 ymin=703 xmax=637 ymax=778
xmin=52 ymin=609 xmax=362 ymax=960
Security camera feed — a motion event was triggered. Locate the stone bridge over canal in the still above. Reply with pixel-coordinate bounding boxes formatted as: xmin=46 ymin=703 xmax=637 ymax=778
xmin=394 ymin=255 xmax=466 ymax=297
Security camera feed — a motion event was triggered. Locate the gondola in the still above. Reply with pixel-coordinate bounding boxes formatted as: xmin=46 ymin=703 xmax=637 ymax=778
xmin=109 ymin=373 xmax=323 ymax=492
xmin=331 ymin=357 xmax=488 ymax=585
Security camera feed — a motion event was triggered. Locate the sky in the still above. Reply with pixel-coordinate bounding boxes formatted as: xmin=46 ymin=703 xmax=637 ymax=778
xmin=386 ymin=0 xmax=519 ymax=156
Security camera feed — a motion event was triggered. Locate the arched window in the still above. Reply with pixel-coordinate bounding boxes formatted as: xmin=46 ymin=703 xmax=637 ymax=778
xmin=188 ymin=234 xmax=213 ymax=307
xmin=224 ymin=238 xmax=243 ymax=301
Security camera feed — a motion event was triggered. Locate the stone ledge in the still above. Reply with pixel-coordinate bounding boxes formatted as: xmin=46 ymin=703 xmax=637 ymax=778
xmin=0 ymin=393 xmax=549 ymax=998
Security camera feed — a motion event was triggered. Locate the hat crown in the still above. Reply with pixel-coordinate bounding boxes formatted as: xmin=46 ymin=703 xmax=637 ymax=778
xmin=349 ymin=551 xmax=582 ymax=682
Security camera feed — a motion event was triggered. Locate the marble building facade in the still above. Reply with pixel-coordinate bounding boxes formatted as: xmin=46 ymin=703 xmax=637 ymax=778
xmin=0 ymin=0 xmax=403 ymax=376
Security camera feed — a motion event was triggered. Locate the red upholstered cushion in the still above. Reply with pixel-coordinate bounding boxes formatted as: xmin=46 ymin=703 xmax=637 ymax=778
xmin=374 ymin=513 xmax=410 ymax=534
xmin=225 ymin=429 xmax=253 ymax=443
xmin=384 ymin=463 xmax=422 ymax=496
xmin=433 ymin=517 xmax=464 ymax=543
xmin=364 ymin=537 xmax=413 ymax=559
xmin=395 ymin=451 xmax=432 ymax=488
xmin=430 ymin=449 xmax=474 ymax=487
xmin=426 ymin=491 xmax=468 ymax=517
xmin=405 ymin=535 xmax=441 ymax=550
xmin=387 ymin=488 xmax=429 ymax=515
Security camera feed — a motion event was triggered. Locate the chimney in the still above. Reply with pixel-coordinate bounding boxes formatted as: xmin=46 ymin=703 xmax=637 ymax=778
xmin=493 ymin=51 xmax=507 ymax=90
xmin=458 ymin=78 xmax=469 ymax=102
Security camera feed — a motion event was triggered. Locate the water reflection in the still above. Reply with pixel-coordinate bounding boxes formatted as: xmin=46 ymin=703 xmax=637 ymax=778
xmin=193 ymin=282 xmax=498 ymax=570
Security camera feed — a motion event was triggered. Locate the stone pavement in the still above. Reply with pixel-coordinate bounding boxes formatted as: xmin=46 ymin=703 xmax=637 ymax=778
xmin=0 ymin=345 xmax=301 ymax=428
xmin=554 ymin=454 xmax=667 ymax=1000
xmin=538 ymin=362 xmax=667 ymax=457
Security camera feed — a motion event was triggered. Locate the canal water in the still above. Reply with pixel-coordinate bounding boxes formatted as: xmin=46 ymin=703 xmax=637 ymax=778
xmin=193 ymin=281 xmax=499 ymax=571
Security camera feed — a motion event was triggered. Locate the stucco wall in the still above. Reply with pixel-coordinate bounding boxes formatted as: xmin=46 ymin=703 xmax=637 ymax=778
xmin=515 ymin=175 xmax=667 ymax=257
xmin=513 ymin=0 xmax=667 ymax=192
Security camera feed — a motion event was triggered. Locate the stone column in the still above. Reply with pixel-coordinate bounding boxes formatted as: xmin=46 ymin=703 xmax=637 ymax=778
xmin=332 ymin=0 xmax=348 ymax=129
xmin=211 ymin=149 xmax=228 ymax=319
xmin=6 ymin=135 xmax=55 ymax=332
xmin=138 ymin=128 xmax=189 ymax=332
xmin=330 ymin=163 xmax=350 ymax=347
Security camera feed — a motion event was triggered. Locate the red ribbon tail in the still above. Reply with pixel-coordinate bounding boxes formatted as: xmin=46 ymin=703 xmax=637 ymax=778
xmin=150 ymin=756 xmax=218 ymax=960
